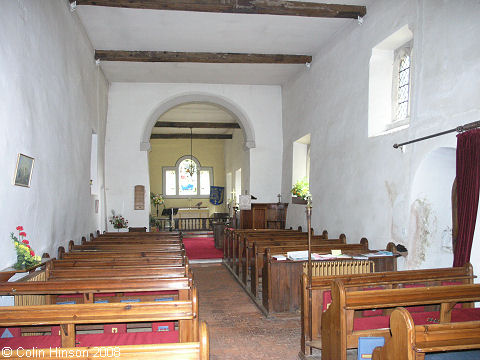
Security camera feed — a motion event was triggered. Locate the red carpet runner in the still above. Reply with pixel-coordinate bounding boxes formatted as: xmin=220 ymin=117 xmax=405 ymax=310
xmin=183 ymin=237 xmax=223 ymax=259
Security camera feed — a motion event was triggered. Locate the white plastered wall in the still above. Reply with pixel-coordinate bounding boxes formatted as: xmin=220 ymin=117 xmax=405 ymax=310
xmin=282 ymin=0 xmax=480 ymax=272
xmin=105 ymin=84 xmax=282 ymax=230
xmin=0 ymin=0 xmax=109 ymax=270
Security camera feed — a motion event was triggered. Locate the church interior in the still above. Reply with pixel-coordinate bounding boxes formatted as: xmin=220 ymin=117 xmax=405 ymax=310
xmin=1 ymin=1 xmax=480 ymax=359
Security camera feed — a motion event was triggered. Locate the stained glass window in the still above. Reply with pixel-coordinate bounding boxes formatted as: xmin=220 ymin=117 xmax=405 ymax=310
xmin=179 ymin=159 xmax=197 ymax=196
xmin=162 ymin=157 xmax=213 ymax=197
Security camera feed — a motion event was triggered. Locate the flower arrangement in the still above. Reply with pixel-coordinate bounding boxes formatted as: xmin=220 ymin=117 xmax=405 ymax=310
xmin=291 ymin=177 xmax=311 ymax=200
xmin=150 ymin=193 xmax=164 ymax=207
xmin=150 ymin=192 xmax=165 ymax=217
xmin=109 ymin=211 xmax=128 ymax=230
xmin=11 ymin=226 xmax=41 ymax=270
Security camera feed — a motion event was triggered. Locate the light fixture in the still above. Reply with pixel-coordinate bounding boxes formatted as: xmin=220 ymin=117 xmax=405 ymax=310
xmin=185 ymin=128 xmax=196 ymax=177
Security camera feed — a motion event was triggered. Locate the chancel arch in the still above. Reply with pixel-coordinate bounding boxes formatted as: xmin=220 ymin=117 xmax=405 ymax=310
xmin=145 ymin=94 xmax=254 ymax=220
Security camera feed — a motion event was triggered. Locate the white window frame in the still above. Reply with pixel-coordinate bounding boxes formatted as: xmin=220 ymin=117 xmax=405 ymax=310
xmin=368 ymin=25 xmax=413 ymax=137
xmin=162 ymin=155 xmax=213 ymax=199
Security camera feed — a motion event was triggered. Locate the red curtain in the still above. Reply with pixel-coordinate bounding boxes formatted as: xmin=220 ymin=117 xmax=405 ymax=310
xmin=453 ymin=129 xmax=480 ymax=267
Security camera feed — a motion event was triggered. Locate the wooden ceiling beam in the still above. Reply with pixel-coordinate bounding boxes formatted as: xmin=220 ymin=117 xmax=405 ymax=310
xmin=155 ymin=121 xmax=241 ymax=129
xmin=75 ymin=0 xmax=366 ymax=19
xmin=151 ymin=134 xmax=233 ymax=139
xmin=95 ymin=50 xmax=312 ymax=64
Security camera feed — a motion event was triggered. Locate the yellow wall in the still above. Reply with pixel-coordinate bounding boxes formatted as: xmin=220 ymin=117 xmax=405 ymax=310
xmin=149 ymin=139 xmax=227 ymax=215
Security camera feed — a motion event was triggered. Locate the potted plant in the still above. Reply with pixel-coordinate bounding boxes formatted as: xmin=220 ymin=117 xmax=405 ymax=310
xmin=11 ymin=226 xmax=41 ymax=270
xmin=109 ymin=211 xmax=128 ymax=231
xmin=291 ymin=177 xmax=311 ymax=204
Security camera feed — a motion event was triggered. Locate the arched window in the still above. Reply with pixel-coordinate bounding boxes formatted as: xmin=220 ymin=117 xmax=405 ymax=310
xmin=163 ymin=155 xmax=213 ymax=198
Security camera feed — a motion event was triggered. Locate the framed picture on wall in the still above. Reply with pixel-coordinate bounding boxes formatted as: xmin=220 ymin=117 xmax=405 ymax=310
xmin=13 ymin=153 xmax=35 ymax=187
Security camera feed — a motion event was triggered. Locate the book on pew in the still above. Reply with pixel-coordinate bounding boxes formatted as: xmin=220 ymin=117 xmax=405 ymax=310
xmin=287 ymin=251 xmax=309 ymax=261
xmin=363 ymin=251 xmax=393 ymax=257
xmin=272 ymin=254 xmax=287 ymax=261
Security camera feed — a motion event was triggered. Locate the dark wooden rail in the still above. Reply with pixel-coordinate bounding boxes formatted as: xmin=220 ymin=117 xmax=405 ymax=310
xmin=153 ymin=218 xmax=212 ymax=232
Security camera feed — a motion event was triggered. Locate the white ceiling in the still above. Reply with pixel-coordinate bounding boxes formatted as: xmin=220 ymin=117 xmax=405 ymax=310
xmin=75 ymin=1 xmax=367 ymax=85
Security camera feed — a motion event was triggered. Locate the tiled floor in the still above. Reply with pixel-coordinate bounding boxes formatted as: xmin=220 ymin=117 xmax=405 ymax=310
xmin=192 ymin=263 xmax=302 ymax=359
xmin=192 ymin=262 xmax=358 ymax=359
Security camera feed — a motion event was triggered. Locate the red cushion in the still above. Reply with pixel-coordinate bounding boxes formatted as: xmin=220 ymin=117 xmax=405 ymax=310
xmin=95 ymin=293 xmax=116 ymax=297
xmin=0 ymin=335 xmax=61 ymax=349
xmin=322 ymin=291 xmax=331 ymax=311
xmin=353 ymin=315 xmax=390 ymax=331
xmin=410 ymin=311 xmax=440 ymax=325
xmin=51 ymin=326 xmax=60 ymax=336
xmin=76 ymin=330 xmax=179 ymax=347
xmin=104 ymin=324 xmax=127 ymax=334
xmin=451 ymin=308 xmax=480 ymax=322
xmin=441 ymin=281 xmax=463 ymax=286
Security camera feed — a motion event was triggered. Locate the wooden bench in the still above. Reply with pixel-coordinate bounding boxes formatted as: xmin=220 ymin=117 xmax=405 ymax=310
xmin=372 ymin=306 xmax=480 ymax=360
xmin=0 ymin=291 xmax=208 ymax=359
xmin=223 ymin=229 xmax=301 ymax=269
xmin=2 ymin=329 xmax=209 ymax=360
xmin=233 ymin=231 xmax=317 ymax=275
xmin=0 ymin=276 xmax=192 ymax=304
xmin=301 ymin=262 xmax=475 ymax=356
xmin=250 ymin=239 xmax=365 ymax=297
xmin=260 ymin=242 xmax=391 ymax=315
xmin=320 ymin=281 xmax=480 ymax=360
xmin=242 ymin=233 xmax=346 ymax=286
xmin=49 ymin=257 xmax=186 ymax=268
xmin=60 ymin=250 xmax=185 ymax=260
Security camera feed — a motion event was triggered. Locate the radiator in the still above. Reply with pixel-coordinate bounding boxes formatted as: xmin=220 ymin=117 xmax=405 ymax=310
xmin=14 ymin=270 xmax=47 ymax=336
xmin=14 ymin=270 xmax=47 ymax=307
xmin=303 ymin=260 xmax=374 ymax=276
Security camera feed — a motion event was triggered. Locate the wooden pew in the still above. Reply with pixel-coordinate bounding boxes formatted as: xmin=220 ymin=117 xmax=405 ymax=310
xmin=259 ymin=240 xmax=377 ymax=313
xmin=1 ymin=325 xmax=209 ymax=360
xmin=320 ymin=281 xmax=480 ymax=360
xmin=46 ymin=266 xmax=189 ymax=280
xmin=60 ymin=250 xmax=185 ymax=260
xmin=250 ymin=239 xmax=364 ymax=298
xmin=300 ymin=262 xmax=475 ymax=356
xmin=49 ymin=257 xmax=186 ymax=268
xmin=71 ymin=243 xmax=184 ymax=251
xmin=0 ymin=292 xmax=208 ymax=359
xmin=223 ymin=229 xmax=300 ymax=269
xmin=242 ymin=233 xmax=345 ymax=286
xmin=372 ymin=307 xmax=480 ymax=360
xmin=0 ymin=277 xmax=192 ymax=304
xmin=234 ymin=231 xmax=317 ymax=276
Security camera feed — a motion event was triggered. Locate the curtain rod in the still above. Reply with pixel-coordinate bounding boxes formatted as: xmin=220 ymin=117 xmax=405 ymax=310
xmin=393 ymin=120 xmax=480 ymax=149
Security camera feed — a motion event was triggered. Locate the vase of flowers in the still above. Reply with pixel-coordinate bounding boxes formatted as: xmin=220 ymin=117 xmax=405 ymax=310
xmin=11 ymin=226 xmax=41 ymax=270
xmin=291 ymin=177 xmax=311 ymax=204
xmin=150 ymin=192 xmax=165 ymax=217
xmin=109 ymin=211 xmax=128 ymax=231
